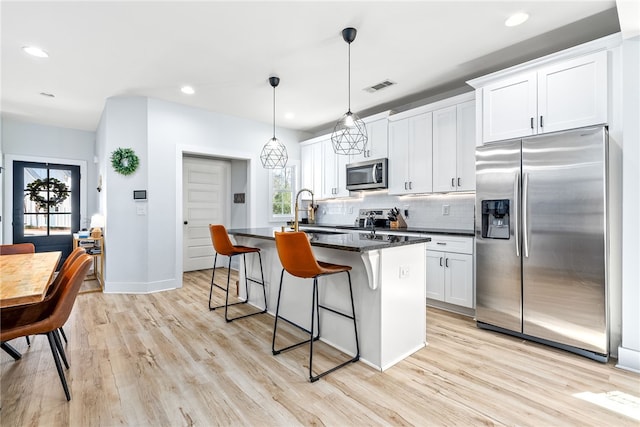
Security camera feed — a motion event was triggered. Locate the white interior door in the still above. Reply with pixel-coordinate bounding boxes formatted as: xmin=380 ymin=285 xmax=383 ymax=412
xmin=182 ymin=156 xmax=230 ymax=272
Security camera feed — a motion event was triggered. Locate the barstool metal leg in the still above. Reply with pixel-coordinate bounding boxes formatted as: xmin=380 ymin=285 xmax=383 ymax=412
xmin=258 ymin=252 xmax=267 ymax=312
xmin=273 ymin=270 xmax=359 ymax=382
xmin=346 ymin=271 xmax=360 ymax=360
xmin=223 ymin=254 xmax=234 ymax=322
xmin=210 ymin=250 xmax=267 ymax=322
xmin=272 ymin=269 xmax=286 ymax=355
xmin=308 ymin=271 xmax=360 ymax=382
xmin=208 ymin=253 xmax=219 ymax=310
xmin=309 ymin=277 xmax=318 ymax=382
xmin=272 ymin=269 xmax=316 ymax=355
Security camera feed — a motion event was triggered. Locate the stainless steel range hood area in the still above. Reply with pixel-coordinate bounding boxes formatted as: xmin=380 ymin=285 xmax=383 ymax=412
xmin=345 ymin=158 xmax=388 ymax=191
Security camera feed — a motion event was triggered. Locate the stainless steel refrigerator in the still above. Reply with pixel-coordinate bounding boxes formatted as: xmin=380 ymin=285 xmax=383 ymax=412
xmin=475 ymin=126 xmax=608 ymax=361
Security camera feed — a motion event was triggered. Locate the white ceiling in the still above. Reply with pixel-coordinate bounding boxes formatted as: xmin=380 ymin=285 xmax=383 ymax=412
xmin=1 ymin=1 xmax=622 ymax=134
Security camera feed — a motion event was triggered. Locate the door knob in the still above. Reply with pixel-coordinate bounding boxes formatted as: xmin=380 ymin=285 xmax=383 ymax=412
xmin=183 ymin=221 xmax=188 ymax=225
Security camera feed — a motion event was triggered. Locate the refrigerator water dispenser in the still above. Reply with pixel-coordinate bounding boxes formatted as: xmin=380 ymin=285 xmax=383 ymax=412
xmin=481 ymin=199 xmax=510 ymax=239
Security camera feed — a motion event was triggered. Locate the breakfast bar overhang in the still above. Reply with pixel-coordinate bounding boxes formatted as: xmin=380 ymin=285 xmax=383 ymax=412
xmin=226 ymin=228 xmax=430 ymax=371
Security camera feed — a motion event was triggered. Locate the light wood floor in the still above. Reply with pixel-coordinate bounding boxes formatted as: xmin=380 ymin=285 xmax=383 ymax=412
xmin=2 ymin=268 xmax=638 ymax=426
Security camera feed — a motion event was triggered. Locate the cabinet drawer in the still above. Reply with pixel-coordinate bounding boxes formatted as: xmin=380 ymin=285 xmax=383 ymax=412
xmin=425 ymin=236 xmax=473 ymax=254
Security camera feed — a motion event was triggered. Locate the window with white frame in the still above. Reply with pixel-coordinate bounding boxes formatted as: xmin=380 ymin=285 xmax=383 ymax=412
xmin=269 ymin=164 xmax=296 ymax=221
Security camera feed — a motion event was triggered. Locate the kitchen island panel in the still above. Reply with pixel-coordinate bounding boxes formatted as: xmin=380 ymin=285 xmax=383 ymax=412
xmin=231 ymin=232 xmax=426 ymax=371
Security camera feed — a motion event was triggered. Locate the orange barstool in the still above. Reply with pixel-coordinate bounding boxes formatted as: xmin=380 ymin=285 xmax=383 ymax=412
xmin=272 ymin=231 xmax=359 ymax=382
xmin=209 ymin=225 xmax=267 ymax=322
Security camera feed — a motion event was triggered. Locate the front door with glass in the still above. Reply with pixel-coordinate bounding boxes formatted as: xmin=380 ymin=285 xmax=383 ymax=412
xmin=12 ymin=161 xmax=80 ymax=264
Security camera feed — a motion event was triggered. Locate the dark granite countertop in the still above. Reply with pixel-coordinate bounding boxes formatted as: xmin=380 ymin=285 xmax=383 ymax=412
xmin=227 ymin=228 xmax=431 ymax=252
xmin=303 ymin=224 xmax=475 ymax=237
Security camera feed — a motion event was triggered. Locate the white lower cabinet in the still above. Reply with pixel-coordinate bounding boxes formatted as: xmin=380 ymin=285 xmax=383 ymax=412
xmin=425 ymin=236 xmax=474 ymax=309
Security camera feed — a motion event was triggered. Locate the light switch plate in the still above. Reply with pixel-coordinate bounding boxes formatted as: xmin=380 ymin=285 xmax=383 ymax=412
xmin=442 ymin=204 xmax=450 ymax=215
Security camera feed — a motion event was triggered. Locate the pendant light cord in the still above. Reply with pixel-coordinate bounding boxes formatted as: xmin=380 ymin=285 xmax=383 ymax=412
xmin=347 ymin=41 xmax=351 ymax=113
xmin=273 ymin=85 xmax=276 ymax=139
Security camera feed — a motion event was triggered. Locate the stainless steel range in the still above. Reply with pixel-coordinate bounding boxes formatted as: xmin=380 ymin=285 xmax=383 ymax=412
xmin=356 ymin=208 xmax=391 ymax=229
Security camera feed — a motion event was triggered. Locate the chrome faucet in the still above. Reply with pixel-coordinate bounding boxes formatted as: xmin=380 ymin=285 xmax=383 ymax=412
xmin=367 ymin=210 xmax=376 ymax=234
xmin=293 ymin=188 xmax=314 ymax=232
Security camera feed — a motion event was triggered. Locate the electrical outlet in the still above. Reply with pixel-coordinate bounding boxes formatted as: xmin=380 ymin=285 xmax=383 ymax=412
xmin=442 ymin=204 xmax=450 ymax=216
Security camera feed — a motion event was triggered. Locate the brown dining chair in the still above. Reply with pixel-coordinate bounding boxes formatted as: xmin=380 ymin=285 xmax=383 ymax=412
xmin=208 ymin=225 xmax=267 ymax=322
xmin=0 ymin=242 xmax=36 ymax=345
xmin=0 ymin=254 xmax=92 ymax=401
xmin=0 ymin=242 xmax=36 ymax=255
xmin=272 ymin=231 xmax=359 ymax=382
xmin=44 ymin=247 xmax=87 ymax=344
xmin=0 ymin=250 xmax=91 ymax=361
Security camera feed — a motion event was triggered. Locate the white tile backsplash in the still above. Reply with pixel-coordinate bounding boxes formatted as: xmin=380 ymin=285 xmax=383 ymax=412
xmin=315 ymin=192 xmax=475 ymax=231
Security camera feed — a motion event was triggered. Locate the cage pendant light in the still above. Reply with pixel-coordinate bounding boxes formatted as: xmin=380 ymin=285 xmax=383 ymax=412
xmin=260 ymin=76 xmax=288 ymax=169
xmin=331 ymin=27 xmax=367 ymax=156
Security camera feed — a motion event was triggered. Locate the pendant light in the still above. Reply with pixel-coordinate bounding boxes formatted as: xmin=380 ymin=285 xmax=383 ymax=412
xmin=331 ymin=27 xmax=367 ymax=156
xmin=260 ymin=76 xmax=288 ymax=169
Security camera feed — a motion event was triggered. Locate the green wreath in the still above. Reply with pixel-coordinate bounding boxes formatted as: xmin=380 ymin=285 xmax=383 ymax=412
xmin=26 ymin=178 xmax=69 ymax=211
xmin=111 ymin=148 xmax=140 ymax=175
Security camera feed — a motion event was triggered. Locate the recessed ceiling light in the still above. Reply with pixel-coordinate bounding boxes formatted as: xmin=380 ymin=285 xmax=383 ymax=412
xmin=505 ymin=12 xmax=529 ymax=27
xmin=181 ymin=86 xmax=195 ymax=95
xmin=22 ymin=45 xmax=49 ymax=58
xmin=284 ymin=112 xmax=295 ymax=120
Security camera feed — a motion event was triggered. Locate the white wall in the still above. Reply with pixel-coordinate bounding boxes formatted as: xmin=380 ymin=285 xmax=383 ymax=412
xmin=230 ymin=159 xmax=248 ymax=229
xmin=618 ymin=36 xmax=640 ymax=372
xmin=98 ymin=97 xmax=149 ymax=291
xmin=98 ymin=96 xmax=306 ymax=293
xmin=0 ymin=117 xmax=97 ymax=241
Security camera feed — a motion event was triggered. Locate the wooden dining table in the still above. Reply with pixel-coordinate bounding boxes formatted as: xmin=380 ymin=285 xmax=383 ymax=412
xmin=0 ymin=251 xmax=61 ymax=359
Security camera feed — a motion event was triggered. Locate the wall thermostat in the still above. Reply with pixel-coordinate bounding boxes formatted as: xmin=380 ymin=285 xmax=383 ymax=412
xmin=133 ymin=190 xmax=147 ymax=200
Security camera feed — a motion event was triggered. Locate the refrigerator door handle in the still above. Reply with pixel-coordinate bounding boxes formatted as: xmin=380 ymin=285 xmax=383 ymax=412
xmin=514 ymin=172 xmax=520 ymax=257
xmin=523 ymin=172 xmax=530 ymax=258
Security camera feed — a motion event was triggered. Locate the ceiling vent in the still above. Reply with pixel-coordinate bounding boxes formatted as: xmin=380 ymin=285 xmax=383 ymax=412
xmin=364 ymin=79 xmax=396 ymax=93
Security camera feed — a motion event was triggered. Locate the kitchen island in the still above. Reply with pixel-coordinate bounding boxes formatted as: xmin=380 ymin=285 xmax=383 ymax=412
xmin=227 ymin=227 xmax=430 ymax=371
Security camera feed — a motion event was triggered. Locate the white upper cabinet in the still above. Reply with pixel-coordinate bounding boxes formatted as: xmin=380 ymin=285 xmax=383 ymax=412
xmin=388 ymin=112 xmax=433 ymax=195
xmin=481 ymin=72 xmax=537 ymax=142
xmin=432 ymin=106 xmax=457 ymax=192
xmin=537 ymin=51 xmax=607 ymax=133
xmin=300 ymin=140 xmax=322 ymax=196
xmin=321 ymin=139 xmax=349 ymax=199
xmin=475 ymin=50 xmax=608 ymax=144
xmin=349 ymin=112 xmax=390 ymax=164
xmin=432 ymin=100 xmax=476 ymax=192
xmin=456 ymin=100 xmax=476 ymax=192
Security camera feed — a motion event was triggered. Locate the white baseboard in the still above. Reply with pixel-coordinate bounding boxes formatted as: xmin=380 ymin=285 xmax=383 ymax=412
xmin=616 ymin=346 xmax=640 ymax=373
xmin=104 ymin=278 xmax=178 ymax=294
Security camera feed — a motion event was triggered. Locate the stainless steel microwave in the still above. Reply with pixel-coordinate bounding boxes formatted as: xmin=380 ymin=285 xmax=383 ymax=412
xmin=346 ymin=158 xmax=388 ymax=191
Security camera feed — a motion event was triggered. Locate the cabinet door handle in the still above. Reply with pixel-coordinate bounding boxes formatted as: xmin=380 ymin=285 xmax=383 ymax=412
xmin=437 ymin=242 xmax=446 ymax=245
xmin=540 ymin=115 xmax=544 ymax=128
xmin=439 ymin=257 xmax=443 ymax=267
xmin=530 ymin=117 xmax=534 ymax=129
xmin=445 ymin=258 xmax=449 ymax=268
xmin=457 ymin=177 xmax=461 ymax=187
xmin=183 ymin=221 xmax=188 ymax=225
xmin=404 ymin=182 xmax=408 ymax=190
xmin=409 ymin=181 xmax=412 ymax=190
